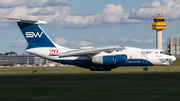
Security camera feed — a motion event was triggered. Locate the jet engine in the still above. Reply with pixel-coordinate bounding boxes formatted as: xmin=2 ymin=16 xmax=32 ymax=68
xmin=92 ymin=55 xmax=115 ymax=65
xmin=92 ymin=52 xmax=127 ymax=65
xmin=110 ymin=51 xmax=127 ymax=64
xmin=114 ymin=54 xmax=127 ymax=64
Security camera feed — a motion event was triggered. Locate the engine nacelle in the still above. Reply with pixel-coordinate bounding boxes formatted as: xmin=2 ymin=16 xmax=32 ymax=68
xmin=92 ymin=55 xmax=115 ymax=65
xmin=92 ymin=54 xmax=127 ymax=65
xmin=114 ymin=54 xmax=127 ymax=64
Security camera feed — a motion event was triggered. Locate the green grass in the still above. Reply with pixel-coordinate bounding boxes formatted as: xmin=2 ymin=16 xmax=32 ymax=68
xmin=0 ymin=59 xmax=180 ymax=101
xmin=1 ymin=66 xmax=180 ymax=72
xmin=0 ymin=72 xmax=180 ymax=101
xmin=0 ymin=66 xmax=88 ymax=72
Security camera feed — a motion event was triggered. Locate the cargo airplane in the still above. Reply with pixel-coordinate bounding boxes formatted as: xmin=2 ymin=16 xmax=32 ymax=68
xmin=6 ymin=18 xmax=176 ymax=71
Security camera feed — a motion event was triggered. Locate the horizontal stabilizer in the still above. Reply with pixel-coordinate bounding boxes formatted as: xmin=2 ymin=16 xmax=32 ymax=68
xmin=5 ymin=18 xmax=47 ymax=24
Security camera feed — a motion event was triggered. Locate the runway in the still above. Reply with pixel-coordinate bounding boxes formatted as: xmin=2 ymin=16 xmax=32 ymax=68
xmin=0 ymin=71 xmax=180 ymax=73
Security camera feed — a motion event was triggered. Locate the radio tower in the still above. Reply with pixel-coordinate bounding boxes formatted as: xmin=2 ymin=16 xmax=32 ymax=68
xmin=152 ymin=10 xmax=166 ymax=49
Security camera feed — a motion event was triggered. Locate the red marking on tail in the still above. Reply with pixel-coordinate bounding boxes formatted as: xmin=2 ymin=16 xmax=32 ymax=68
xmin=5 ymin=18 xmax=14 ymax=20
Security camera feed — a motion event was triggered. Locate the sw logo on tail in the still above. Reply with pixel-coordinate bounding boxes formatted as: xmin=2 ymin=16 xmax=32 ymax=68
xmin=25 ymin=32 xmax=43 ymax=38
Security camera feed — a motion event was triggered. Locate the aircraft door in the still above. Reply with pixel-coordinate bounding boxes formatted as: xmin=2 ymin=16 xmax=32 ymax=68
xmin=142 ymin=55 xmax=148 ymax=64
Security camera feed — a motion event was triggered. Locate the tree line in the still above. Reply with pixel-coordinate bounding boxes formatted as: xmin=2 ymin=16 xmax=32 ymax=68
xmin=0 ymin=51 xmax=17 ymax=55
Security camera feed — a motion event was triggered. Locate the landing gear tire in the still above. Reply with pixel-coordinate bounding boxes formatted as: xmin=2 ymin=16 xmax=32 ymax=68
xmin=96 ymin=67 xmax=104 ymax=71
xmin=90 ymin=68 xmax=95 ymax=71
xmin=90 ymin=67 xmax=96 ymax=71
xmin=90 ymin=66 xmax=111 ymax=71
xmin=143 ymin=67 xmax=148 ymax=71
xmin=104 ymin=69 xmax=111 ymax=71
xmin=90 ymin=67 xmax=104 ymax=71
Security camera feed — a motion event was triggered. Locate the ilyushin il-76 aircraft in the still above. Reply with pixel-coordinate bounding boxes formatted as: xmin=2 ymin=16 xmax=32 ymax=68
xmin=6 ymin=18 xmax=176 ymax=71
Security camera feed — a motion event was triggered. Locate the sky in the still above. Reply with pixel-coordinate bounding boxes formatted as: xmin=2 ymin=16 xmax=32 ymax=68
xmin=1 ymin=0 xmax=180 ymax=53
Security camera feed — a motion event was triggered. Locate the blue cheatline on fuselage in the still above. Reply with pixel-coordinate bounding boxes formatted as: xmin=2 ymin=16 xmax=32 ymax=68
xmin=53 ymin=59 xmax=154 ymax=68
xmin=121 ymin=59 xmax=154 ymax=66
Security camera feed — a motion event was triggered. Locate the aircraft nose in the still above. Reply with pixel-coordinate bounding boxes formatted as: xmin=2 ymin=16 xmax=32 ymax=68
xmin=172 ymin=55 xmax=176 ymax=62
xmin=166 ymin=56 xmax=176 ymax=65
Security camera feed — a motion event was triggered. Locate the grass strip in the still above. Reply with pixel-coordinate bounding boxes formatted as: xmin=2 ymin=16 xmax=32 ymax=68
xmin=0 ymin=72 xmax=180 ymax=101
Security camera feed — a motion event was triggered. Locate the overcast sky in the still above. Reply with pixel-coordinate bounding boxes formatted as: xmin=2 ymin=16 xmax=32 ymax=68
xmin=1 ymin=0 xmax=180 ymax=53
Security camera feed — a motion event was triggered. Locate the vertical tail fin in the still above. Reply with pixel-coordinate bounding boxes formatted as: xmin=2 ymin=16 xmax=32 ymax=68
xmin=6 ymin=18 xmax=56 ymax=49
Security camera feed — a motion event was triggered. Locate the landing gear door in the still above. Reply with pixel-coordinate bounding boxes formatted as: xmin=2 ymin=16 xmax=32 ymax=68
xmin=142 ymin=55 xmax=148 ymax=64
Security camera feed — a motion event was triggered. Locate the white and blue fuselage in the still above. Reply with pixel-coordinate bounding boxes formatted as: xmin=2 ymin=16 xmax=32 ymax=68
xmin=6 ymin=18 xmax=176 ymax=71
xmin=25 ymin=45 xmax=176 ymax=71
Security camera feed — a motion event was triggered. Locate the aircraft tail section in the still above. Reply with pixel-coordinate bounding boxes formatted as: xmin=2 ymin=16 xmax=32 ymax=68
xmin=6 ymin=18 xmax=56 ymax=49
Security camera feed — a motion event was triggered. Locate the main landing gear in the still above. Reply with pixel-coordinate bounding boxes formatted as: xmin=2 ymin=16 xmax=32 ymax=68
xmin=143 ymin=66 xmax=148 ymax=71
xmin=90 ymin=66 xmax=111 ymax=71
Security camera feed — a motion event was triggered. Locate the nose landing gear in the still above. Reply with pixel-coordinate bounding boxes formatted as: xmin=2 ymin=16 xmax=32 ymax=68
xmin=143 ymin=66 xmax=148 ymax=71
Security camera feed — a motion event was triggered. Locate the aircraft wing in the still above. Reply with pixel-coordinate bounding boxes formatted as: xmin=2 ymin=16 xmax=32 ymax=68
xmin=59 ymin=45 xmax=124 ymax=58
